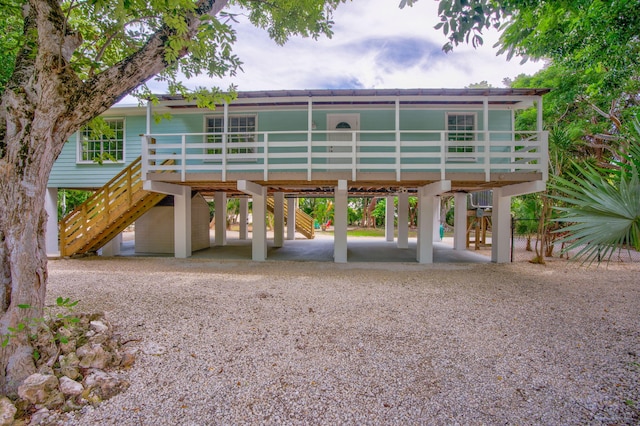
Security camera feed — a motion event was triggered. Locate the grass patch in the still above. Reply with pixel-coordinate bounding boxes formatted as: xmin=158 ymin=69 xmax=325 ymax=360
xmin=319 ymin=228 xmax=420 ymax=238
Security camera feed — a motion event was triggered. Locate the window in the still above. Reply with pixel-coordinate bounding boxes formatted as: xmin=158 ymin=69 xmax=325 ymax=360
xmin=446 ymin=113 xmax=476 ymax=159
xmin=78 ymin=119 xmax=124 ymax=163
xmin=205 ymin=115 xmax=256 ymax=155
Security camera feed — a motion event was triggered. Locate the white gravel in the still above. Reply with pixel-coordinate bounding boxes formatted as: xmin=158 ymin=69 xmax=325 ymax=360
xmin=45 ymin=257 xmax=640 ymax=425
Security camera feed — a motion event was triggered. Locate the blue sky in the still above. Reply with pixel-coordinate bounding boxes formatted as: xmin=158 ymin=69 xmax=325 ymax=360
xmin=145 ymin=0 xmax=545 ymax=95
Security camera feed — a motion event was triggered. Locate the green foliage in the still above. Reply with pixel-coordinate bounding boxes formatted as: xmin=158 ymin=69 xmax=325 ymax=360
xmin=511 ymin=195 xmax=540 ymax=235
xmin=312 ymin=198 xmax=333 ymax=225
xmin=0 ymin=0 xmax=22 ymax=93
xmin=432 ymin=1 xmax=640 ymax=101
xmin=1 ymin=297 xmax=80 ymax=354
xmin=235 ymin=0 xmax=345 ymax=45
xmin=371 ymin=198 xmax=387 ymax=227
xmin=1 ymin=0 xmax=347 ymax=100
xmin=58 ymin=189 xmax=92 ymax=217
xmin=551 ymin=121 xmax=640 ymax=263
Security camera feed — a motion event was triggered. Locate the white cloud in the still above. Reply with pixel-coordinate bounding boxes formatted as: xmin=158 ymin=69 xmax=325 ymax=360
xmin=134 ymin=0 xmax=545 ymax=100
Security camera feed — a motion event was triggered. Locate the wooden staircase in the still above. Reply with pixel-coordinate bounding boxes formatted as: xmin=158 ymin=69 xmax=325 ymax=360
xmin=266 ymin=197 xmax=315 ymax=239
xmin=59 ymin=156 xmax=168 ymax=256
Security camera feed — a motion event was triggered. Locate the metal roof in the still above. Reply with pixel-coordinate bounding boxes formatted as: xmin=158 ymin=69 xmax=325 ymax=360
xmin=156 ymin=88 xmax=551 ymax=108
xmin=159 ymin=87 xmax=549 ymax=100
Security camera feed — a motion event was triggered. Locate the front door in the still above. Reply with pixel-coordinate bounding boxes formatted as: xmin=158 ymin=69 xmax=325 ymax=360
xmin=326 ymin=113 xmax=360 ymax=164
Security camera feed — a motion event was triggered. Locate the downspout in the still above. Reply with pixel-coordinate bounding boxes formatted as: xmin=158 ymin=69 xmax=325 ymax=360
xmin=483 ymin=96 xmax=490 ymax=181
xmin=146 ymin=100 xmax=152 ymax=135
xmin=308 ymin=97 xmax=313 ymax=181
xmin=395 ymin=97 xmax=400 ymax=181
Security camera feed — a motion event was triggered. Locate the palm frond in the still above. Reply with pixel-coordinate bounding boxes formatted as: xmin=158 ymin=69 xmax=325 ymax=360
xmin=550 ymin=157 xmax=640 ymax=264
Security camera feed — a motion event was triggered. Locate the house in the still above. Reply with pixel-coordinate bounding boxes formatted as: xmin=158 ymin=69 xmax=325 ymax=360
xmin=45 ymin=88 xmax=549 ymax=263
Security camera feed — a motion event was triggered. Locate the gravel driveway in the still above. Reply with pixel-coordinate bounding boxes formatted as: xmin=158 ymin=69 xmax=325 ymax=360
xmin=46 ymin=257 xmax=640 ymax=425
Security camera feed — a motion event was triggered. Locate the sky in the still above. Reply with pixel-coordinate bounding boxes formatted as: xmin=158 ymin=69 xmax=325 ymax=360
xmin=142 ymin=0 xmax=545 ymax=97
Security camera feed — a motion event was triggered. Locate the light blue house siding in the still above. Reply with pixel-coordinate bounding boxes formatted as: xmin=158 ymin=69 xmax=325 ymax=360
xmin=49 ymin=114 xmax=146 ymax=188
xmin=48 ymin=106 xmax=513 ymax=188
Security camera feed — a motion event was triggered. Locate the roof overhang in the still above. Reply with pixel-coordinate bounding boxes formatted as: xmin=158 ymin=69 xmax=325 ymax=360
xmin=154 ymin=88 xmax=551 ymax=111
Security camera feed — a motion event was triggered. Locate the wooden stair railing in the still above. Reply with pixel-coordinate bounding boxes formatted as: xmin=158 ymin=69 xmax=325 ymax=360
xmin=59 ymin=156 xmax=170 ymax=256
xmin=266 ymin=197 xmax=315 ymax=239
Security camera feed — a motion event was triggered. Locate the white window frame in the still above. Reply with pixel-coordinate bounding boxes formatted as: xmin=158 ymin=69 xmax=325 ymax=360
xmin=76 ymin=118 xmax=126 ymax=164
xmin=446 ymin=112 xmax=477 ymax=162
xmin=204 ymin=114 xmax=257 ymax=160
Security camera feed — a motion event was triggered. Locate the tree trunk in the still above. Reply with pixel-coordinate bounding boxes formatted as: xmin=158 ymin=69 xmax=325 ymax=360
xmin=365 ymin=197 xmax=378 ymax=228
xmin=0 ymin=0 xmax=230 ymax=393
xmin=0 ymin=87 xmax=68 ymax=393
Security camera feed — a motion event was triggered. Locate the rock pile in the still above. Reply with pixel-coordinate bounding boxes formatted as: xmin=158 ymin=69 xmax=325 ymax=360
xmin=0 ymin=313 xmax=136 ymax=425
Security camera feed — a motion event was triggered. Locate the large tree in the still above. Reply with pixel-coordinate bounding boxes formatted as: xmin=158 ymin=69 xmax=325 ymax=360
xmin=0 ymin=0 xmax=346 ymax=393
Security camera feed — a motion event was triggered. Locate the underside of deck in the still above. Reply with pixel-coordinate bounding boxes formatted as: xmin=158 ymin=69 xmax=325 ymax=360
xmin=145 ymin=171 xmax=544 ymax=196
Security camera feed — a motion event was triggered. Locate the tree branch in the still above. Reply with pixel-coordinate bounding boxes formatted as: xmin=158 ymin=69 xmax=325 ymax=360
xmin=69 ymin=0 xmax=229 ymax=127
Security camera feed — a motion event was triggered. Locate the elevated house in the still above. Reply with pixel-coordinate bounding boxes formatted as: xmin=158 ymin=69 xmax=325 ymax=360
xmin=46 ymin=88 xmax=549 ymax=263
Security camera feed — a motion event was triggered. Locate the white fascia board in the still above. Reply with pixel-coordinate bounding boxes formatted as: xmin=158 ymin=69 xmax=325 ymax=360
xmin=499 ymin=180 xmax=547 ymax=198
xmin=143 ymin=181 xmax=189 ymax=196
xmin=237 ymin=180 xmax=264 ymax=196
xmin=419 ymin=180 xmax=452 ymax=197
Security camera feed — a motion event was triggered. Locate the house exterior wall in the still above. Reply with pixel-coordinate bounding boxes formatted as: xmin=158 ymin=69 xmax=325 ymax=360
xmin=134 ymin=193 xmax=210 ymax=254
xmin=48 ymin=106 xmax=513 ymax=188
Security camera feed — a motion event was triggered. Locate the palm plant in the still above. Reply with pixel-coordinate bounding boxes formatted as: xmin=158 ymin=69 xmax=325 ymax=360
xmin=551 ymin=120 xmax=640 ymax=263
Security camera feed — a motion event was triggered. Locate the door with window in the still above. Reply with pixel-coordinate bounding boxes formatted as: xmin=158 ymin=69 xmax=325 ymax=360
xmin=326 ymin=113 xmax=359 ymax=164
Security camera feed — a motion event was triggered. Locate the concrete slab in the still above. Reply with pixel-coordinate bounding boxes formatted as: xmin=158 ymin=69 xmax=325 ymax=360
xmin=121 ymin=232 xmax=490 ymax=263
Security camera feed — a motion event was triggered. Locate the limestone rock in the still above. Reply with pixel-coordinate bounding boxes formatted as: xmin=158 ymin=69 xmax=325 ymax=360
xmin=59 ymin=376 xmax=84 ymax=396
xmin=59 ymin=353 xmax=81 ymax=380
xmin=57 ymin=327 xmax=76 ymax=355
xmin=29 ymin=408 xmax=50 ymax=425
xmin=142 ymin=342 xmax=166 ymax=356
xmin=59 ymin=338 xmax=77 ymax=355
xmin=77 ymin=344 xmax=111 ymax=369
xmin=120 ymin=347 xmax=137 ymax=369
xmin=83 ymin=369 xmax=129 ymax=400
xmin=0 ymin=397 xmax=17 ymax=426
xmin=17 ymin=374 xmax=64 ymax=408
xmin=89 ymin=321 xmax=109 ymax=334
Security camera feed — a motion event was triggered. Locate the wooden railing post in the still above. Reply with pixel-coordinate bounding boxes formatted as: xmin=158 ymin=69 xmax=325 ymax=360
xmin=127 ymin=166 xmax=132 ymax=206
xmin=59 ymin=216 xmax=67 ymax=256
xmin=104 ymin=186 xmax=110 ymax=223
xmin=81 ymin=204 xmax=88 ymax=242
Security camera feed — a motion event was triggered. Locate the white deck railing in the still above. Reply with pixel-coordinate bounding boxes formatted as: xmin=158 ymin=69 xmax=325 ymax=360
xmin=141 ymin=130 xmax=548 ymax=183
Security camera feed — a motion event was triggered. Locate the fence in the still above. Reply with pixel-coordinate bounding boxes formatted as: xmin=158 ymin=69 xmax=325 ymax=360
xmin=511 ymin=217 xmax=640 ymax=263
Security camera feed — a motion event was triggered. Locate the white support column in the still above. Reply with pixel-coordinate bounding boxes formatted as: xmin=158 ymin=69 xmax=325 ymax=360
xmin=142 ymin=181 xmax=193 ymax=258
xmin=174 ymin=186 xmax=192 ymax=258
xmin=416 ymin=181 xmax=451 ymax=264
xmin=239 ymin=197 xmax=249 ymax=240
xmin=483 ymin=97 xmax=491 ymax=181
xmin=146 ymin=100 xmax=152 ymax=135
xmin=536 ymin=96 xmax=544 ymax=132
xmin=334 ymin=180 xmax=348 ymax=263
xmin=385 ymin=196 xmax=395 ymax=242
xmin=453 ymin=192 xmax=467 ymax=250
xmin=274 ymin=192 xmax=285 ymax=247
xmin=214 ymin=192 xmax=227 ymax=246
xmin=397 ymin=192 xmax=409 ymax=249
xmin=416 ymin=193 xmax=435 ymax=264
xmin=491 ymin=187 xmax=511 ymax=263
xmin=433 ymin=196 xmax=441 ymax=242
xmin=490 ymin=180 xmax=547 ymax=263
xmin=45 ymin=187 xmax=60 ymax=257
xmin=395 ymin=98 xmax=401 ymax=181
xmin=287 ymin=197 xmax=297 ymax=240
xmin=307 ymin=98 xmax=313 ymax=181
xmin=238 ymin=180 xmax=267 ymax=261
